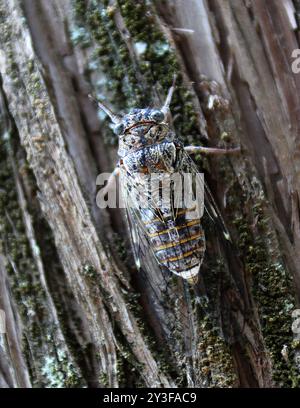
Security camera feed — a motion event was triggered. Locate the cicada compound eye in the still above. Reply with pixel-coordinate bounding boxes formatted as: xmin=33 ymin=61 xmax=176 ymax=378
xmin=113 ymin=122 xmax=125 ymax=135
xmin=150 ymin=110 xmax=164 ymax=123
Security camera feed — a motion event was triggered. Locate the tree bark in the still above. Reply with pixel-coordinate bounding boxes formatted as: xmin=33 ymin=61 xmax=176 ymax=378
xmin=0 ymin=0 xmax=299 ymax=388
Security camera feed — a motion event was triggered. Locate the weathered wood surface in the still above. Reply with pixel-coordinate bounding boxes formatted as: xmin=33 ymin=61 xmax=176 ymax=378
xmin=0 ymin=0 xmax=299 ymax=388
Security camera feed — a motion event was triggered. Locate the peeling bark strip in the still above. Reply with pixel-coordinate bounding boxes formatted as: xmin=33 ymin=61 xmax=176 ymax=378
xmin=0 ymin=0 xmax=299 ymax=388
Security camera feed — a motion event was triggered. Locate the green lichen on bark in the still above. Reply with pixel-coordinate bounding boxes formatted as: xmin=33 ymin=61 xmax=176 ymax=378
xmin=0 ymin=131 xmax=83 ymax=387
xmin=196 ymin=79 xmax=299 ymax=386
xmin=197 ymin=316 xmax=237 ymax=387
xmin=0 ymin=0 xmax=87 ymax=385
xmin=234 ymin=200 xmax=299 ymax=387
xmin=0 ymin=58 xmax=83 ymax=386
xmin=229 ymin=190 xmax=298 ymax=386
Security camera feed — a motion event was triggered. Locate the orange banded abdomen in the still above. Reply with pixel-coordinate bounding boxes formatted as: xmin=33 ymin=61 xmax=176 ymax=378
xmin=143 ymin=207 xmax=205 ymax=275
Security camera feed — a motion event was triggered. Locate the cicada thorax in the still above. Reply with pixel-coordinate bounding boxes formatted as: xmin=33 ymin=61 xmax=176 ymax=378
xmin=121 ymin=137 xmax=206 ymax=283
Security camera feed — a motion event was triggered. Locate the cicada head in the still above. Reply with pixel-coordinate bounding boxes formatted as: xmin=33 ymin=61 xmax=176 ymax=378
xmin=89 ymin=76 xmax=176 ymax=156
xmin=115 ymin=108 xmax=171 ymax=156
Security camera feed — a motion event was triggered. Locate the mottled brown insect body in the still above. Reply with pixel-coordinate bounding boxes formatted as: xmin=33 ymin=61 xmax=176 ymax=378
xmin=91 ymin=79 xmax=236 ymax=284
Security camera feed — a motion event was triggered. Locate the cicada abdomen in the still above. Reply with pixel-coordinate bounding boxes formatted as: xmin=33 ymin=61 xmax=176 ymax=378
xmin=144 ymin=205 xmax=206 ymax=281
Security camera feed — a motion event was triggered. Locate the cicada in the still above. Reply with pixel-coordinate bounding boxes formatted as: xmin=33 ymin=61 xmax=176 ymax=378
xmin=91 ymin=80 xmax=238 ymax=286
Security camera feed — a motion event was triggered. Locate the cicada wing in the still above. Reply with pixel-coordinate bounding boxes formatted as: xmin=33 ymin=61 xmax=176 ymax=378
xmin=120 ymin=167 xmax=174 ymax=310
xmin=179 ymin=148 xmax=232 ymax=243
xmin=179 ymin=148 xmax=239 ymax=343
xmin=120 ymin=167 xmax=168 ymax=275
xmin=120 ymin=166 xmax=199 ymax=358
xmin=124 ymin=204 xmax=170 ymax=296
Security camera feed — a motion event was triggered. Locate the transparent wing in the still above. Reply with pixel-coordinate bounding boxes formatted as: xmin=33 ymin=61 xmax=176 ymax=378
xmin=120 ymin=166 xmax=199 ymax=372
xmin=179 ymin=148 xmax=237 ymax=344
xmin=178 ymin=148 xmax=232 ymax=243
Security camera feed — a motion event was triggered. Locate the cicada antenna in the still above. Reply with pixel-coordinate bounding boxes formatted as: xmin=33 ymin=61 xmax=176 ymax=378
xmin=88 ymin=94 xmax=122 ymax=124
xmin=161 ymin=74 xmax=177 ymax=116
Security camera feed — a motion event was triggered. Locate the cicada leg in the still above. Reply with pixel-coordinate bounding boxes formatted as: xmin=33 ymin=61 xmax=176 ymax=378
xmin=184 ymin=146 xmax=240 ymax=155
xmin=99 ymin=166 xmax=120 ymax=197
